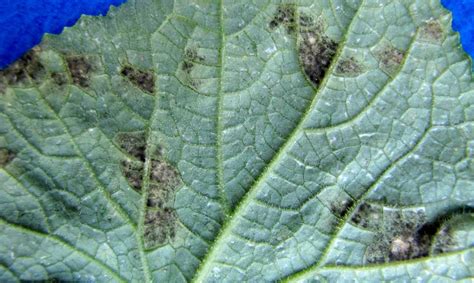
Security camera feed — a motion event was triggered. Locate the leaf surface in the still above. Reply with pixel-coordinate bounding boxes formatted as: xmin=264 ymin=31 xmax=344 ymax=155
xmin=0 ymin=0 xmax=473 ymax=282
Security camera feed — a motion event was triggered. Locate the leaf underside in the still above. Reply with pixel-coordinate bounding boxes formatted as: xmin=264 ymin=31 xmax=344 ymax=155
xmin=0 ymin=0 xmax=473 ymax=282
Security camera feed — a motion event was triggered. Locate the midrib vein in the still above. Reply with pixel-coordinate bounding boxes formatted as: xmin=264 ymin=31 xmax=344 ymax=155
xmin=217 ymin=0 xmax=229 ymax=215
xmin=135 ymin=6 xmax=177 ymax=282
xmin=192 ymin=1 xmax=365 ymax=281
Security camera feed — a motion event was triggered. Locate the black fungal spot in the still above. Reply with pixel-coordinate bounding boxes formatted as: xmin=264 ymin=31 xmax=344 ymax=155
xmin=180 ymin=47 xmax=205 ymax=89
xmin=121 ymin=160 xmax=144 ymax=192
xmin=181 ymin=61 xmax=194 ymax=74
xmin=0 ymin=48 xmax=45 ymax=93
xmin=51 ymin=72 xmax=68 ymax=86
xmin=376 ymin=45 xmax=404 ymax=74
xmin=423 ymin=207 xmax=474 ymax=254
xmin=181 ymin=47 xmax=204 ymax=74
xmin=66 ymin=56 xmax=93 ymax=88
xmin=351 ymin=203 xmax=381 ymax=229
xmin=336 ymin=56 xmax=362 ymax=75
xmin=115 ymin=132 xmax=147 ymax=162
xmin=121 ymin=66 xmax=155 ymax=94
xmin=299 ymin=30 xmax=338 ymax=86
xmin=269 ymin=4 xmax=297 ymax=33
xmin=0 ymin=148 xmax=15 ymax=167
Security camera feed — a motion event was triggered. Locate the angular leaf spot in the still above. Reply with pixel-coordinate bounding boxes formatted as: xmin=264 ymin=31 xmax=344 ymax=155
xmin=66 ymin=56 xmax=93 ymax=88
xmin=0 ymin=148 xmax=15 ymax=167
xmin=121 ymin=65 xmax=155 ymax=94
xmin=0 ymin=47 xmax=45 ymax=92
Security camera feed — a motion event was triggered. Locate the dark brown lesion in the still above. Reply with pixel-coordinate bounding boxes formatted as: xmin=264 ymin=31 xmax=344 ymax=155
xmin=116 ymin=132 xmax=147 ymax=191
xmin=0 ymin=148 xmax=15 ymax=167
xmin=120 ymin=65 xmax=155 ymax=94
xmin=144 ymin=207 xmax=177 ymax=247
xmin=0 ymin=47 xmax=45 ymax=93
xmin=179 ymin=46 xmax=205 ymax=90
xmin=115 ymin=131 xmax=147 ymax=162
xmin=115 ymin=131 xmax=182 ymax=247
xmin=299 ymin=30 xmax=338 ymax=86
xmin=269 ymin=4 xmax=297 ymax=33
xmin=66 ymin=56 xmax=93 ymax=88
xmin=181 ymin=47 xmax=204 ymax=74
xmin=330 ymin=198 xmax=354 ymax=219
xmin=51 ymin=72 xmax=68 ymax=86
xmin=351 ymin=204 xmax=433 ymax=263
xmin=121 ymin=160 xmax=144 ymax=192
xmin=144 ymin=157 xmax=182 ymax=248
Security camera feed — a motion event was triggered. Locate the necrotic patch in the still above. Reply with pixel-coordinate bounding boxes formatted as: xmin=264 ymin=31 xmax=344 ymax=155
xmin=0 ymin=149 xmax=15 ymax=167
xmin=66 ymin=56 xmax=93 ymax=88
xmin=0 ymin=48 xmax=45 ymax=93
xmin=51 ymin=72 xmax=68 ymax=86
xmin=115 ymin=131 xmax=182 ymax=247
xmin=269 ymin=4 xmax=296 ymax=33
xmin=121 ymin=66 xmax=155 ymax=94
xmin=115 ymin=131 xmax=146 ymax=162
xmin=121 ymin=160 xmax=144 ymax=192
xmin=420 ymin=20 xmax=445 ymax=42
xmin=376 ymin=45 xmax=404 ymax=75
xmin=179 ymin=46 xmax=205 ymax=89
xmin=351 ymin=204 xmax=433 ymax=263
xmin=299 ymin=30 xmax=338 ymax=85
xmin=336 ymin=56 xmax=362 ymax=76
xmin=144 ymin=157 xmax=182 ymax=248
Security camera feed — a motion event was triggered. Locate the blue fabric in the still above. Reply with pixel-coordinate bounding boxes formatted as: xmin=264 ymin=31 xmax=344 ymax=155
xmin=0 ymin=0 xmax=126 ymax=68
xmin=0 ymin=0 xmax=472 ymax=68
xmin=442 ymin=0 xmax=474 ymax=63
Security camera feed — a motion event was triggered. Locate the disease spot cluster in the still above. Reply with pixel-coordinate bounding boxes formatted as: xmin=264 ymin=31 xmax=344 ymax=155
xmin=115 ymin=132 xmax=181 ymax=247
xmin=66 ymin=56 xmax=93 ymax=88
xmin=0 ymin=48 xmax=45 ymax=93
xmin=121 ymin=65 xmax=155 ymax=94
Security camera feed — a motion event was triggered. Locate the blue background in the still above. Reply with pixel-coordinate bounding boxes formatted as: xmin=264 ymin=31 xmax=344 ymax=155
xmin=0 ymin=0 xmax=472 ymax=68
xmin=0 ymin=0 xmax=126 ymax=68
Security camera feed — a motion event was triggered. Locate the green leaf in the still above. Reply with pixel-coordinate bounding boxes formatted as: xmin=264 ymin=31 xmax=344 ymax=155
xmin=1 ymin=0 xmax=473 ymax=282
